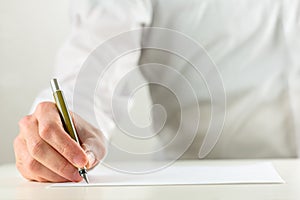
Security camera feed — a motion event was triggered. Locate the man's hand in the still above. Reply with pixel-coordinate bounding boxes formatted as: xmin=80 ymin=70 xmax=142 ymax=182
xmin=14 ymin=102 xmax=106 ymax=182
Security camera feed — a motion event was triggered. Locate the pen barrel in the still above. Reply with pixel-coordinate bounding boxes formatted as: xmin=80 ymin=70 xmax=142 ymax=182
xmin=53 ymin=90 xmax=80 ymax=144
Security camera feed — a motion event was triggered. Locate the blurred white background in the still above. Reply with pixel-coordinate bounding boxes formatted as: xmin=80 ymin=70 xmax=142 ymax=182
xmin=0 ymin=0 xmax=70 ymax=164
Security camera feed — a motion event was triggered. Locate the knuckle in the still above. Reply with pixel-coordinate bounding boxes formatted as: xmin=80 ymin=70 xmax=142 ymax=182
xmin=30 ymin=139 xmax=44 ymax=158
xmin=27 ymin=158 xmax=41 ymax=172
xmin=15 ymin=155 xmax=24 ymax=172
xmin=39 ymin=123 xmax=55 ymax=140
xmin=35 ymin=102 xmax=55 ymax=114
xmin=14 ymin=138 xmax=26 ymax=169
xmin=18 ymin=115 xmax=32 ymax=129
xmin=15 ymin=156 xmax=38 ymax=182
xmin=36 ymin=102 xmax=48 ymax=112
xmin=13 ymin=136 xmax=21 ymax=150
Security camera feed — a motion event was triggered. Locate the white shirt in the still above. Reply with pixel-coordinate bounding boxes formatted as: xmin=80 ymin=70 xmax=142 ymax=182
xmin=32 ymin=0 xmax=300 ymax=159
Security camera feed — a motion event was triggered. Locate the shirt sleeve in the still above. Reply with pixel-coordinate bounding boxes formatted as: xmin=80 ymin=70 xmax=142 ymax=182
xmin=30 ymin=0 xmax=153 ymax=139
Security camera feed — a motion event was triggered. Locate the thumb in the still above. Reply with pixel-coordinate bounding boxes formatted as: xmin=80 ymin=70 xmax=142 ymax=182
xmin=81 ymin=139 xmax=106 ymax=169
xmin=85 ymin=150 xmax=97 ymax=169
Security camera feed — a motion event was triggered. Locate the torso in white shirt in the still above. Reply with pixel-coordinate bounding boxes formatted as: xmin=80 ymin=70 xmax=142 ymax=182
xmin=138 ymin=0 xmax=300 ymax=159
xmin=33 ymin=0 xmax=300 ymax=159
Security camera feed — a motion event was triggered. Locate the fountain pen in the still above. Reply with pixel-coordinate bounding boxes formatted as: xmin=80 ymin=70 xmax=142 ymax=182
xmin=50 ymin=78 xmax=89 ymax=184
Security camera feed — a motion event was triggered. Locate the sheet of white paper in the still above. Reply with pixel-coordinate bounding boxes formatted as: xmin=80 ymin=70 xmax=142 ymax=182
xmin=50 ymin=162 xmax=284 ymax=187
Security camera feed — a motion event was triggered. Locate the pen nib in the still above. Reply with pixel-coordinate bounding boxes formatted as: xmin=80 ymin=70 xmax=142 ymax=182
xmin=82 ymin=173 xmax=89 ymax=184
xmin=79 ymin=168 xmax=89 ymax=184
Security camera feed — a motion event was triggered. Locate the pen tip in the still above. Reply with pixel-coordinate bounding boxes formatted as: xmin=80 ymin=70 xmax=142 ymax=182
xmin=79 ymin=167 xmax=89 ymax=184
xmin=83 ymin=174 xmax=89 ymax=184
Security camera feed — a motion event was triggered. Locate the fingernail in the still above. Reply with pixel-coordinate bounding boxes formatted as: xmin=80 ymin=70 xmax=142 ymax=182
xmin=87 ymin=151 xmax=96 ymax=169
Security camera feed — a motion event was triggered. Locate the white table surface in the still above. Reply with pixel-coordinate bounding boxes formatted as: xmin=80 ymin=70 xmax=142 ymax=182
xmin=1 ymin=159 xmax=299 ymax=200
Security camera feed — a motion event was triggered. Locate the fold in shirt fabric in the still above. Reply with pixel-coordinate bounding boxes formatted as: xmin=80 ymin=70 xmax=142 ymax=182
xmin=32 ymin=0 xmax=300 ymax=159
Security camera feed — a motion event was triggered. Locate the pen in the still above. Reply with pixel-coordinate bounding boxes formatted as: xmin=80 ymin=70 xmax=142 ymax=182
xmin=50 ymin=78 xmax=89 ymax=184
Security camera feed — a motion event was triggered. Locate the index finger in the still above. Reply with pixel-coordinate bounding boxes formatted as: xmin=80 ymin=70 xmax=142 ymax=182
xmin=34 ymin=102 xmax=88 ymax=168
